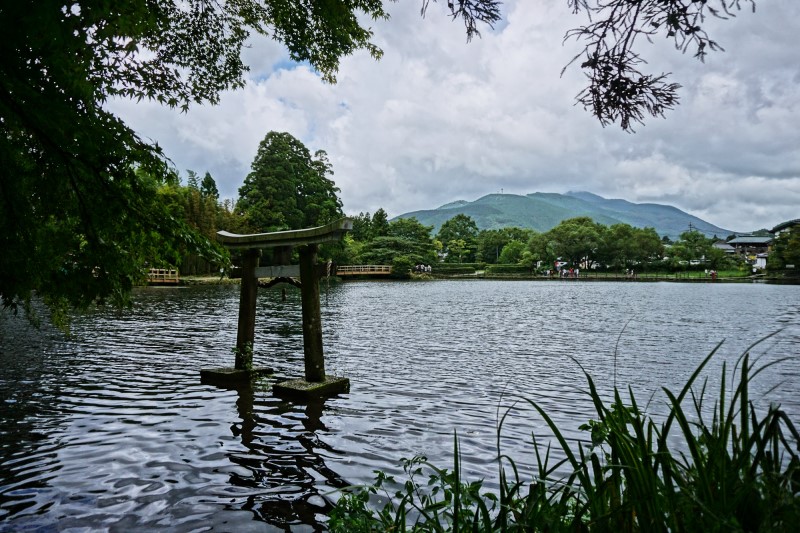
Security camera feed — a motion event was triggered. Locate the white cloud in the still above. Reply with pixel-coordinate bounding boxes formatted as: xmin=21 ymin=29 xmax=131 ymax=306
xmin=109 ymin=0 xmax=800 ymax=232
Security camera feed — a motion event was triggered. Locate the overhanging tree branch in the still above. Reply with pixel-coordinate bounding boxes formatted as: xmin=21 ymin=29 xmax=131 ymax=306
xmin=420 ymin=0 xmax=502 ymax=40
xmin=565 ymin=0 xmax=756 ymax=131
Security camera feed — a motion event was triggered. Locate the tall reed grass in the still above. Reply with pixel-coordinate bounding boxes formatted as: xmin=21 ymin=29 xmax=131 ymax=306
xmin=329 ymin=336 xmax=800 ymax=531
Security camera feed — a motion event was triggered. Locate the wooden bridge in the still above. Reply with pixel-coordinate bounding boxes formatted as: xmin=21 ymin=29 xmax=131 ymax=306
xmin=147 ymin=268 xmax=179 ymax=285
xmin=337 ymin=265 xmax=392 ymax=276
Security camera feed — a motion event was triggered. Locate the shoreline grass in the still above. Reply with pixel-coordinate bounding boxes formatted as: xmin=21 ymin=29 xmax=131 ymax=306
xmin=329 ymin=335 xmax=800 ymax=532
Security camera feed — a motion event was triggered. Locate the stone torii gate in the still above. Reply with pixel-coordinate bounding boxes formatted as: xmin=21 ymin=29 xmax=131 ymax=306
xmin=201 ymin=218 xmax=353 ymax=398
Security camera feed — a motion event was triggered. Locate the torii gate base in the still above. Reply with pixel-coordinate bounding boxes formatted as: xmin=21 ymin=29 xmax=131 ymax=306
xmin=273 ymin=375 xmax=350 ymax=400
xmin=200 ymin=219 xmax=352 ymax=399
xmin=200 ymin=366 xmax=273 ymax=389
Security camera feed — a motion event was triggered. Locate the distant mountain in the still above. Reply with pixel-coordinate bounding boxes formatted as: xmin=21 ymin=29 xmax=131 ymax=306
xmin=393 ymin=191 xmax=736 ymax=240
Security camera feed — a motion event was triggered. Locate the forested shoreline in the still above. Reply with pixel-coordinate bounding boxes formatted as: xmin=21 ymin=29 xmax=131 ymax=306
xmin=161 ymin=133 xmax=798 ymax=281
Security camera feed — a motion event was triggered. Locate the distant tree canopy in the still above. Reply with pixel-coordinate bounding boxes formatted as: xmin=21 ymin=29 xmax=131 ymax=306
xmin=200 ymin=172 xmax=220 ymax=201
xmin=524 ymin=217 xmax=666 ymax=270
xmin=477 ymin=227 xmax=535 ymax=264
xmin=371 ymin=209 xmax=391 ymax=238
xmin=437 ymin=214 xmax=479 ymax=263
xmin=769 ymin=227 xmax=800 ymax=270
xmin=357 ymin=218 xmax=438 ymax=267
xmin=670 ymin=230 xmax=713 ymax=262
xmin=236 ymin=132 xmax=343 ymax=233
xmin=338 ymin=208 xmax=761 ymax=276
xmin=348 ymin=209 xmax=390 ymax=243
xmin=541 ymin=217 xmax=607 ymax=268
xmin=662 ymin=229 xmax=733 ymax=270
xmin=596 ymin=224 xmax=663 ymax=270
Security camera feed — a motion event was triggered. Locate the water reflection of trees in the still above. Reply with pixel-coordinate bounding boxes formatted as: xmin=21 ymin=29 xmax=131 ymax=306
xmin=0 ymin=313 xmax=74 ymax=519
xmin=227 ymin=382 xmax=348 ymax=530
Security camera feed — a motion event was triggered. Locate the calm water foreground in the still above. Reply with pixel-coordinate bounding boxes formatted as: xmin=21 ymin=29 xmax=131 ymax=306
xmin=1 ymin=280 xmax=799 ymax=531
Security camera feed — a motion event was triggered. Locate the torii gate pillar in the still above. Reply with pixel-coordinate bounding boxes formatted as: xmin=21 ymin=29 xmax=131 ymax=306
xmin=298 ymin=244 xmax=325 ymax=382
xmin=200 ymin=218 xmax=353 ymax=399
xmin=235 ymin=248 xmax=260 ymax=368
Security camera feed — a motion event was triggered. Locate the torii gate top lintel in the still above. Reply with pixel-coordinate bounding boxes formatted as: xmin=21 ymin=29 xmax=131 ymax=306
xmin=216 ymin=218 xmax=353 ymax=250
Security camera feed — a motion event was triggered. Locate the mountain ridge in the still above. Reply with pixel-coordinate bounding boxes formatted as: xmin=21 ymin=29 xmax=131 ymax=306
xmin=394 ymin=191 xmax=736 ymax=240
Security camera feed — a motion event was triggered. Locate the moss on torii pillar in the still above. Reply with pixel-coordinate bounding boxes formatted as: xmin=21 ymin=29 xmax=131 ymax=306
xmin=201 ymin=218 xmax=352 ymax=398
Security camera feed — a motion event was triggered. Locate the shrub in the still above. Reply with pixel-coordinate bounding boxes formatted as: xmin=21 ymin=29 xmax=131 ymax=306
xmin=431 ymin=263 xmax=485 ymax=275
xmin=391 ymin=255 xmax=415 ymax=279
xmin=485 ymin=264 xmax=531 ymax=275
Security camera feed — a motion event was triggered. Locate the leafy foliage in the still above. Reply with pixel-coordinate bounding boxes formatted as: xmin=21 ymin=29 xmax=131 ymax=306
xmin=372 ymin=209 xmax=391 ymax=238
xmin=769 ymin=227 xmax=800 ymax=271
xmin=357 ymin=218 xmax=438 ymax=266
xmin=341 ymin=211 xmax=744 ymax=275
xmin=484 ymin=263 xmax=531 ymax=275
xmin=391 ymin=256 xmax=417 ymax=279
xmin=350 ymin=212 xmax=375 ymax=242
xmin=236 ymin=132 xmax=343 ymax=232
xmin=597 ymin=224 xmax=664 ymax=270
xmin=476 ymin=227 xmax=535 ymax=264
xmin=437 ymin=214 xmax=479 ymax=263
xmin=0 ymin=0 xmax=384 ymax=319
xmin=525 ymin=218 xmax=667 ymax=271
xmin=330 ymin=436 xmax=499 ymax=532
xmin=498 ymin=240 xmax=527 ymax=264
xmin=164 ymin=172 xmax=232 ymax=275
xmin=200 ymin=172 xmax=220 ymax=200
xmin=540 ymin=216 xmax=606 ymax=268
xmin=665 ymin=229 xmax=732 ymax=270
xmin=431 ymin=263 xmax=485 ymax=275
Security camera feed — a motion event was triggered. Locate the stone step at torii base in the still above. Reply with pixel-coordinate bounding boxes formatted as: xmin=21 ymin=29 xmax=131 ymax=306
xmin=200 ymin=367 xmax=273 ymax=389
xmin=273 ymin=375 xmax=350 ymax=401
xmin=200 ymin=218 xmax=352 ymax=398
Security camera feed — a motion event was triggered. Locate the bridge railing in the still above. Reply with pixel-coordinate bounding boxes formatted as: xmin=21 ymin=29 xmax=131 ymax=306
xmin=147 ymin=268 xmax=179 ymax=284
xmin=336 ymin=265 xmax=392 ymax=275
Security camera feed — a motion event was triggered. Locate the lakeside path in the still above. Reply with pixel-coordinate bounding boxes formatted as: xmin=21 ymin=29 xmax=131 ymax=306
xmin=176 ymin=272 xmax=799 ymax=285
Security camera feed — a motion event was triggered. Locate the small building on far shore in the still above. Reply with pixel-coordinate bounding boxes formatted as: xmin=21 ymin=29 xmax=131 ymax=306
xmin=726 ymin=235 xmax=773 ymax=269
xmin=727 ymin=235 xmax=773 ymax=256
xmin=712 ymin=240 xmax=736 ymax=255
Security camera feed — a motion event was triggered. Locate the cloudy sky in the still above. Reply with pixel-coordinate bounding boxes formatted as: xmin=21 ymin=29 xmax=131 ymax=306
xmin=110 ymin=0 xmax=800 ymax=233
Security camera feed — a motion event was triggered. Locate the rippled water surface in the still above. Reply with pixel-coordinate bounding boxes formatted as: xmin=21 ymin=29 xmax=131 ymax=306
xmin=2 ymin=280 xmax=799 ymax=531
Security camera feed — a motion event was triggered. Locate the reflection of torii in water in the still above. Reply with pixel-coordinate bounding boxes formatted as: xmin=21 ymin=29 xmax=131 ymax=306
xmin=226 ymin=376 xmax=351 ymax=529
xmin=201 ymin=218 xmax=353 ymax=398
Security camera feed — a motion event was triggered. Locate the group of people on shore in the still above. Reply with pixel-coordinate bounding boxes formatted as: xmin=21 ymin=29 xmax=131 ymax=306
xmin=414 ymin=264 xmax=432 ymax=273
xmin=545 ymin=268 xmax=580 ymax=278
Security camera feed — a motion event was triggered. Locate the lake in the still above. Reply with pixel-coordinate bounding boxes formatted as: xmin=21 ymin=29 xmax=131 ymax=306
xmin=1 ymin=280 xmax=799 ymax=531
